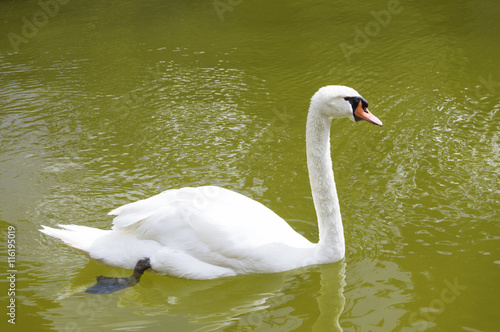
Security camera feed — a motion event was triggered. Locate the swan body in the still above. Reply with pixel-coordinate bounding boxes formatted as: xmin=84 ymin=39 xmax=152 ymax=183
xmin=40 ymin=85 xmax=382 ymax=280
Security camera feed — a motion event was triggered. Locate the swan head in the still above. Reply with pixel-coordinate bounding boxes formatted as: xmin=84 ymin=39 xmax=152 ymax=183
xmin=310 ymin=85 xmax=383 ymax=126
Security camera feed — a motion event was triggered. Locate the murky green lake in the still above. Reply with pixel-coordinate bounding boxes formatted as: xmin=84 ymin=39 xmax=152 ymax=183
xmin=1 ymin=0 xmax=499 ymax=331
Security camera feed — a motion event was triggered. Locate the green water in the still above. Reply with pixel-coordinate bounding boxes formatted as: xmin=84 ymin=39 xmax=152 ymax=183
xmin=1 ymin=0 xmax=499 ymax=331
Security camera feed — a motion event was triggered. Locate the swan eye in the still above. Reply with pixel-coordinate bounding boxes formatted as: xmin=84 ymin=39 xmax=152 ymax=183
xmin=344 ymin=96 xmax=369 ymax=112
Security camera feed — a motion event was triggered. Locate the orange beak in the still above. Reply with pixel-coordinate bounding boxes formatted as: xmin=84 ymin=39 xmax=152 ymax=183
xmin=354 ymin=101 xmax=383 ymax=126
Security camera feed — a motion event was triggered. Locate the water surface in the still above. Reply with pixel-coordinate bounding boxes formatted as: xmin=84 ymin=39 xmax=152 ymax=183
xmin=0 ymin=0 xmax=499 ymax=331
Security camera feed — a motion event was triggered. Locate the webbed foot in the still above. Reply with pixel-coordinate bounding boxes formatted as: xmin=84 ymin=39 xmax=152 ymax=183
xmin=86 ymin=257 xmax=151 ymax=294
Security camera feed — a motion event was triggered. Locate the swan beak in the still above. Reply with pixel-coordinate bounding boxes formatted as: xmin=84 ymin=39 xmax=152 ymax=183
xmin=354 ymin=102 xmax=383 ymax=127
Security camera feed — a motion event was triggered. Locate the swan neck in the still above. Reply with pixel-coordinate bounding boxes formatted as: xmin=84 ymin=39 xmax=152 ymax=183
xmin=306 ymin=110 xmax=345 ymax=256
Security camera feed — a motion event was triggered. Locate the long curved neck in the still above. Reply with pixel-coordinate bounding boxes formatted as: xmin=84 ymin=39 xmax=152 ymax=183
xmin=306 ymin=108 xmax=345 ymax=257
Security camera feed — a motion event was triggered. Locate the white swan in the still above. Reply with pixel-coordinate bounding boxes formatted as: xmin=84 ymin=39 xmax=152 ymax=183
xmin=40 ymin=85 xmax=382 ymax=280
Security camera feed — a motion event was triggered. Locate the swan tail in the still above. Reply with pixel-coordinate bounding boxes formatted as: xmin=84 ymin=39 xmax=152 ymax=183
xmin=40 ymin=224 xmax=107 ymax=254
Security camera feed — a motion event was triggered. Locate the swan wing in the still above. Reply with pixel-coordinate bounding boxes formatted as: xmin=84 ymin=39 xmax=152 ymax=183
xmin=109 ymin=186 xmax=313 ymax=258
